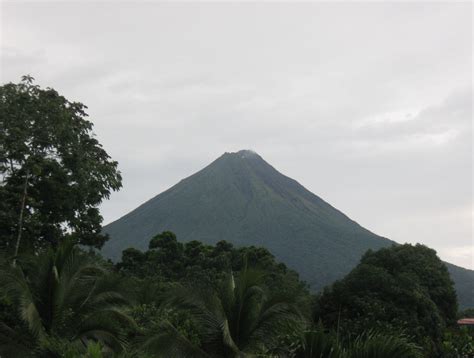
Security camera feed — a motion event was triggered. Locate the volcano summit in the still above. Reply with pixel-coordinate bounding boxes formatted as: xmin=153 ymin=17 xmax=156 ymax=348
xmin=102 ymin=150 xmax=473 ymax=307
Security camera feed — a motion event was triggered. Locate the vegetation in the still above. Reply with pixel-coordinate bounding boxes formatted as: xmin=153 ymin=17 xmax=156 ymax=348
xmin=1 ymin=233 xmax=471 ymax=357
xmin=292 ymin=329 xmax=423 ymax=358
xmin=2 ymin=238 xmax=445 ymax=358
xmin=1 ymin=78 xmax=473 ymax=357
xmin=117 ymin=231 xmax=310 ymax=301
xmin=0 ymin=76 xmax=121 ymax=255
xmin=141 ymin=267 xmax=303 ymax=357
xmin=317 ymin=244 xmax=459 ymax=355
xmin=0 ymin=240 xmax=131 ymax=356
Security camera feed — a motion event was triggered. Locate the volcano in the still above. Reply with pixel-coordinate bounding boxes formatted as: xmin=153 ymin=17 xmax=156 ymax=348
xmin=102 ymin=150 xmax=473 ymax=308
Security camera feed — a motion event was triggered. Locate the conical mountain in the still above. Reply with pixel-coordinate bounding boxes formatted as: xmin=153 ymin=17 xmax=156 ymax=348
xmin=102 ymin=150 xmax=473 ymax=307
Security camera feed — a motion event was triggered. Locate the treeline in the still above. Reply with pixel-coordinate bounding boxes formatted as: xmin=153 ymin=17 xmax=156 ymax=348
xmin=1 ymin=77 xmax=473 ymax=357
xmin=1 ymin=234 xmax=473 ymax=357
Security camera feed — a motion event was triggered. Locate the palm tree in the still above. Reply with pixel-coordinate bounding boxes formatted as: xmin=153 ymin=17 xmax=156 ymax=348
xmin=0 ymin=240 xmax=133 ymax=357
xmin=142 ymin=267 xmax=303 ymax=357
xmin=293 ymin=328 xmax=422 ymax=358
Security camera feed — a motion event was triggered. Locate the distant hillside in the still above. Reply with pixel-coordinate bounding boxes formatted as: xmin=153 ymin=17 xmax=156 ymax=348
xmin=446 ymin=263 xmax=474 ymax=310
xmin=102 ymin=150 xmax=474 ymax=309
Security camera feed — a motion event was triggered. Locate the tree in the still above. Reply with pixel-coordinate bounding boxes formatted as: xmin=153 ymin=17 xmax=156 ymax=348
xmin=148 ymin=231 xmax=185 ymax=278
xmin=142 ymin=266 xmax=304 ymax=357
xmin=0 ymin=76 xmax=122 ymax=254
xmin=116 ymin=233 xmax=311 ymax=304
xmin=317 ymin=244 xmax=458 ymax=356
xmin=0 ymin=240 xmax=133 ymax=356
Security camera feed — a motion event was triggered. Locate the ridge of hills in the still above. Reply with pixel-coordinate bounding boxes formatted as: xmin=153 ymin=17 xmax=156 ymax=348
xmin=102 ymin=150 xmax=474 ymax=309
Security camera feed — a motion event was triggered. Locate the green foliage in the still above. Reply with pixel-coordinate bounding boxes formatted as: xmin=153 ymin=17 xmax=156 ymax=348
xmin=0 ymin=240 xmax=133 ymax=356
xmin=317 ymin=244 xmax=458 ymax=356
xmin=85 ymin=341 xmax=104 ymax=358
xmin=117 ymin=232 xmax=311 ymax=309
xmin=116 ymin=234 xmax=310 ymax=356
xmin=292 ymin=329 xmax=342 ymax=358
xmin=291 ymin=328 xmax=422 ymax=358
xmin=441 ymin=327 xmax=474 ymax=357
xmin=0 ymin=76 xmax=122 ymax=253
xmin=141 ymin=266 xmax=304 ymax=357
xmin=346 ymin=331 xmax=422 ymax=358
xmin=0 ymin=235 xmax=452 ymax=358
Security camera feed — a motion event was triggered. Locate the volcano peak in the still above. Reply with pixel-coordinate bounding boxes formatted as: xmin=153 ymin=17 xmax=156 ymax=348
xmin=102 ymin=151 xmax=474 ymax=308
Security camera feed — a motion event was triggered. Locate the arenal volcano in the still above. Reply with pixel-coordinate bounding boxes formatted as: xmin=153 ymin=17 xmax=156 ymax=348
xmin=102 ymin=150 xmax=473 ymax=308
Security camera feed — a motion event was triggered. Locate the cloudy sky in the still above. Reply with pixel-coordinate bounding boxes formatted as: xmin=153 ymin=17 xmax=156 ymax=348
xmin=1 ymin=2 xmax=472 ymax=269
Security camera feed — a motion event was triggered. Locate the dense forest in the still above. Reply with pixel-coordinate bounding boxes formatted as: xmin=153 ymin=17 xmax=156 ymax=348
xmin=1 ymin=78 xmax=473 ymax=357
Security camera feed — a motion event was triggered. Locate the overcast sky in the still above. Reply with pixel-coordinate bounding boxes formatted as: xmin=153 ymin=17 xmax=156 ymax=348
xmin=1 ymin=2 xmax=472 ymax=269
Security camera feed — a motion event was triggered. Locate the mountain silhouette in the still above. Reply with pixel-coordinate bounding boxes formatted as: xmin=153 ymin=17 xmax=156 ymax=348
xmin=102 ymin=150 xmax=473 ymax=308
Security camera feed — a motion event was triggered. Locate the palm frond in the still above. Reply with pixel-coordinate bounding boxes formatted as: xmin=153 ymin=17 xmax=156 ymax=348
xmin=0 ymin=266 xmax=45 ymax=338
xmin=0 ymin=240 xmax=133 ymax=353
xmin=293 ymin=330 xmax=342 ymax=358
xmin=0 ymin=322 xmax=37 ymax=358
xmin=141 ymin=320 xmax=210 ymax=358
xmin=346 ymin=331 xmax=423 ymax=358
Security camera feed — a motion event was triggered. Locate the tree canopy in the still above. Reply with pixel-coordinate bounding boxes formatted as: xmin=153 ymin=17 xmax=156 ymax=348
xmin=117 ymin=231 xmax=311 ymax=302
xmin=0 ymin=76 xmax=122 ymax=253
xmin=317 ymin=244 xmax=459 ymax=356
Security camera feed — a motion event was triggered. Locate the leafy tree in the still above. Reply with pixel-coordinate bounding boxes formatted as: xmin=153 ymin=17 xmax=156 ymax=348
xmin=0 ymin=240 xmax=133 ymax=356
xmin=119 ymin=248 xmax=148 ymax=278
xmin=0 ymin=76 xmax=122 ymax=255
xmin=147 ymin=231 xmax=185 ymax=278
xmin=317 ymin=244 xmax=458 ymax=356
xmin=142 ymin=266 xmax=304 ymax=357
xmin=117 ymin=232 xmax=311 ymax=305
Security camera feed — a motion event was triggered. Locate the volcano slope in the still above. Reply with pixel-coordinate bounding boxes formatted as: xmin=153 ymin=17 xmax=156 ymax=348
xmin=102 ymin=150 xmax=474 ymax=308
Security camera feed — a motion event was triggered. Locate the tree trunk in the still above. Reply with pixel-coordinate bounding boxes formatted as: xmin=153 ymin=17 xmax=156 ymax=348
xmin=13 ymin=169 xmax=29 ymax=266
